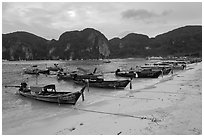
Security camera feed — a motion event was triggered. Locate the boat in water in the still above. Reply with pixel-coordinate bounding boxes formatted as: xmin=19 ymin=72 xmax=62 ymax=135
xmin=23 ymin=65 xmax=50 ymax=75
xmin=136 ymin=69 xmax=162 ymax=78
xmin=74 ymin=78 xmax=130 ymax=89
xmin=115 ymin=69 xmax=137 ymax=78
xmin=8 ymin=82 xmax=86 ymax=105
xmin=141 ymin=64 xmax=172 ymax=75
xmin=57 ymin=72 xmax=73 ymax=81
xmin=70 ymin=73 xmax=103 ymax=81
xmin=158 ymin=61 xmax=187 ymax=70
xmin=103 ymin=60 xmax=111 ymax=63
xmin=47 ymin=64 xmax=63 ymax=72
xmin=115 ymin=67 xmax=163 ymax=78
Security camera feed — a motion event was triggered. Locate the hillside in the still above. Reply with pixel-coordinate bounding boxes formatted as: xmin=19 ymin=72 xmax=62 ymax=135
xmin=109 ymin=25 xmax=202 ymax=58
xmin=2 ymin=31 xmax=49 ymax=60
xmin=2 ymin=25 xmax=202 ymax=60
xmin=2 ymin=28 xmax=110 ymax=60
xmin=49 ymin=28 xmax=110 ymax=60
xmin=109 ymin=33 xmax=150 ymax=58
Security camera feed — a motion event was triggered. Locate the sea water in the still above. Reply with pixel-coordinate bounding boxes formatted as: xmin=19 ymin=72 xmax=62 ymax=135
xmin=2 ymin=58 xmax=174 ymax=134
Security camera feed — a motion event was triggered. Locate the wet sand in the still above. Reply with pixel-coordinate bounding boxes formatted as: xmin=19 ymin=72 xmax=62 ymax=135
xmin=5 ymin=62 xmax=202 ymax=135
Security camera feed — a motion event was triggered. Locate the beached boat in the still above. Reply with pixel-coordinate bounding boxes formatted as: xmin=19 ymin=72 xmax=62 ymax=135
xmin=23 ymin=68 xmax=50 ymax=75
xmin=23 ymin=68 xmax=39 ymax=75
xmin=140 ymin=65 xmax=172 ymax=75
xmin=156 ymin=61 xmax=186 ymax=70
xmin=57 ymin=67 xmax=103 ymax=81
xmin=13 ymin=82 xmax=86 ymax=105
xmin=57 ymin=72 xmax=73 ymax=81
xmin=47 ymin=64 xmax=63 ymax=72
xmin=146 ymin=56 xmax=163 ymax=60
xmin=115 ymin=69 xmax=137 ymax=78
xmin=23 ymin=65 xmax=50 ymax=75
xmin=38 ymin=69 xmax=50 ymax=75
xmin=136 ymin=69 xmax=162 ymax=78
xmin=74 ymin=78 xmax=130 ymax=89
xmin=103 ymin=60 xmax=111 ymax=63
xmin=70 ymin=73 xmax=103 ymax=80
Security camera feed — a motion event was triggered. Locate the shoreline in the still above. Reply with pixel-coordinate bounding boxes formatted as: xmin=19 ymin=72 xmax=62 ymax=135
xmin=4 ymin=62 xmax=202 ymax=135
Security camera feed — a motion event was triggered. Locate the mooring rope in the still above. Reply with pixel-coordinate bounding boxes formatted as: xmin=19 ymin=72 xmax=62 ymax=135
xmin=92 ymin=93 xmax=155 ymax=100
xmin=73 ymin=107 xmax=161 ymax=123
xmin=140 ymin=90 xmax=200 ymax=96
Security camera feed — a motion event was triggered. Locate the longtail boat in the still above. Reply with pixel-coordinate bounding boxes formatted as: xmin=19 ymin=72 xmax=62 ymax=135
xmin=70 ymin=73 xmax=102 ymax=80
xmin=155 ymin=61 xmax=187 ymax=70
xmin=23 ymin=68 xmax=39 ymax=75
xmin=6 ymin=82 xmax=86 ymax=105
xmin=136 ymin=70 xmax=162 ymax=78
xmin=115 ymin=69 xmax=137 ymax=78
xmin=57 ymin=72 xmax=73 ymax=81
xmin=140 ymin=66 xmax=172 ymax=75
xmin=23 ymin=65 xmax=50 ymax=75
xmin=38 ymin=69 xmax=50 ymax=75
xmin=74 ymin=78 xmax=130 ymax=89
xmin=47 ymin=64 xmax=63 ymax=72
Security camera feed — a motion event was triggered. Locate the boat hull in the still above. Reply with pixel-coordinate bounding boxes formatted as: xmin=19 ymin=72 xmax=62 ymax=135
xmin=136 ymin=70 xmax=162 ymax=78
xmin=57 ymin=73 xmax=73 ymax=81
xmin=75 ymin=79 xmax=130 ymax=89
xmin=115 ymin=71 xmax=136 ymax=78
xmin=141 ymin=67 xmax=172 ymax=75
xmin=70 ymin=73 xmax=102 ymax=80
xmin=19 ymin=90 xmax=83 ymax=105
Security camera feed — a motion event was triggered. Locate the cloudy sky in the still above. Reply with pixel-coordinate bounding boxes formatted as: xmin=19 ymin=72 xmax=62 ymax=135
xmin=2 ymin=2 xmax=202 ymax=40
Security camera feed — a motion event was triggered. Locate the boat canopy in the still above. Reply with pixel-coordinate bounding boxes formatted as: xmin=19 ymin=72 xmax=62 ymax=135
xmin=30 ymin=84 xmax=56 ymax=93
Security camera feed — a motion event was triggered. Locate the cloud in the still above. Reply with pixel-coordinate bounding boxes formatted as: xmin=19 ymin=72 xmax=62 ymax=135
xmin=121 ymin=9 xmax=171 ymax=21
xmin=2 ymin=2 xmax=201 ymax=40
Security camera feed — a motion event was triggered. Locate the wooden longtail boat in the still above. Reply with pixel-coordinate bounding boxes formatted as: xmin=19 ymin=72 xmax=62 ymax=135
xmin=74 ymin=78 xmax=130 ymax=89
xmin=23 ymin=65 xmax=50 ymax=75
xmin=57 ymin=71 xmax=102 ymax=81
xmin=57 ymin=67 xmax=102 ymax=81
xmin=140 ymin=66 xmax=172 ymax=75
xmin=155 ymin=61 xmax=187 ymax=70
xmin=11 ymin=83 xmax=86 ymax=105
xmin=47 ymin=64 xmax=63 ymax=72
xmin=115 ymin=69 xmax=137 ymax=78
xmin=57 ymin=72 xmax=73 ymax=81
xmin=23 ymin=68 xmax=39 ymax=75
xmin=136 ymin=70 xmax=162 ymax=78
xmin=38 ymin=69 xmax=50 ymax=75
xmin=70 ymin=73 xmax=103 ymax=80
xmin=24 ymin=68 xmax=50 ymax=75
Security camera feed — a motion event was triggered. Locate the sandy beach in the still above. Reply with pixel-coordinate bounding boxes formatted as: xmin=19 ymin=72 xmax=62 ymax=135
xmin=4 ymin=62 xmax=202 ymax=135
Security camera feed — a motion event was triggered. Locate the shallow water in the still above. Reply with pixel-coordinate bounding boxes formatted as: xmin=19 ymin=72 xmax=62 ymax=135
xmin=2 ymin=58 xmax=174 ymax=134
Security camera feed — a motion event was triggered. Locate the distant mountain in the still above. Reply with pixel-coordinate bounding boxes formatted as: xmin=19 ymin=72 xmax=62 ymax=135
xmin=151 ymin=25 xmax=202 ymax=57
xmin=2 ymin=31 xmax=49 ymax=60
xmin=2 ymin=25 xmax=202 ymax=60
xmin=49 ymin=28 xmax=110 ymax=60
xmin=2 ymin=28 xmax=110 ymax=60
xmin=109 ymin=25 xmax=202 ymax=58
xmin=109 ymin=33 xmax=150 ymax=58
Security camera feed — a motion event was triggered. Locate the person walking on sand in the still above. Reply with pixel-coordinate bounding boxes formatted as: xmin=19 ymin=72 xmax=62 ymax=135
xmin=171 ymin=66 xmax=174 ymax=75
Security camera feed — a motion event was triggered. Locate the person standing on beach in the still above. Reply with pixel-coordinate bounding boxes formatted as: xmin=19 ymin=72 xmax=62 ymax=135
xmin=171 ymin=66 xmax=174 ymax=74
